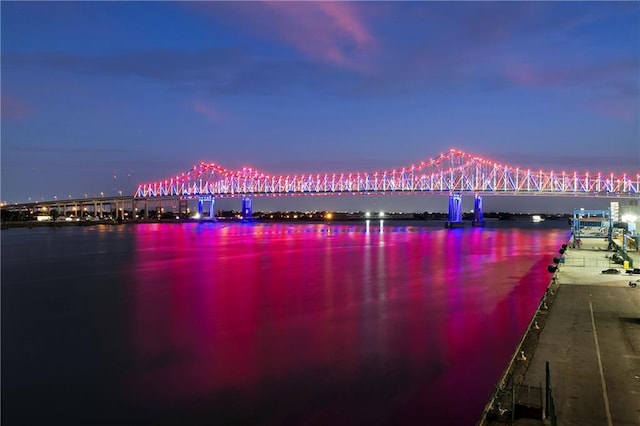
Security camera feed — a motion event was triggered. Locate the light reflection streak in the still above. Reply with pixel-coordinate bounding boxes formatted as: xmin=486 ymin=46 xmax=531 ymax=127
xmin=126 ymin=221 xmax=567 ymax=424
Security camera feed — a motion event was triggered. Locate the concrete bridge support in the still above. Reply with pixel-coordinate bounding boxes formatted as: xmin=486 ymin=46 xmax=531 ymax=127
xmin=472 ymin=194 xmax=486 ymax=227
xmin=115 ymin=200 xmax=126 ymax=221
xmin=241 ymin=197 xmax=253 ymax=220
xmin=197 ymin=196 xmax=215 ymax=220
xmin=178 ymin=199 xmax=188 ymax=218
xmin=445 ymin=193 xmax=464 ymax=228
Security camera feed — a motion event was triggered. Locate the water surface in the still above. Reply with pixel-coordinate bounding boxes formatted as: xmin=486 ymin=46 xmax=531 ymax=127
xmin=1 ymin=220 xmax=568 ymax=425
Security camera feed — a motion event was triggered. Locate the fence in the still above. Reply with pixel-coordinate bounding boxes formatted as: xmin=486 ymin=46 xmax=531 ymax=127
xmin=562 ymin=257 xmax=615 ymax=267
xmin=514 ymin=383 xmax=544 ymax=420
xmin=483 ymin=381 xmax=556 ymax=424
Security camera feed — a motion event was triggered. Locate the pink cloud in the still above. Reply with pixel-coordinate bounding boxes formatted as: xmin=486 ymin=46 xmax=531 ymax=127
xmin=316 ymin=2 xmax=372 ymax=45
xmin=259 ymin=1 xmax=377 ymax=70
xmin=589 ymin=98 xmax=638 ymax=121
xmin=193 ymin=101 xmax=226 ymax=122
xmin=182 ymin=2 xmax=377 ymax=71
xmin=505 ymin=58 xmax=638 ymax=89
xmin=1 ymin=93 xmax=32 ymax=121
xmin=505 ymin=62 xmax=567 ymax=87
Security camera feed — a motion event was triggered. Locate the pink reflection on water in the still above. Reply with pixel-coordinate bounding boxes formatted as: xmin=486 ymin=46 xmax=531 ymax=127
xmin=126 ymin=222 xmax=566 ymax=424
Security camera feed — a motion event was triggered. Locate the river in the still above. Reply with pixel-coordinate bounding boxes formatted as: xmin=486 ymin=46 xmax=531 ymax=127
xmin=1 ymin=219 xmax=569 ymax=425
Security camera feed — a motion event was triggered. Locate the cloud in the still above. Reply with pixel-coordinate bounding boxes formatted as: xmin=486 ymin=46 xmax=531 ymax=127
xmin=589 ymin=98 xmax=639 ymax=121
xmin=193 ymin=101 xmax=226 ymax=122
xmin=266 ymin=1 xmax=376 ymax=70
xmin=1 ymin=93 xmax=31 ymax=120
xmin=2 ymin=3 xmax=637 ymax=100
xmin=189 ymin=1 xmax=377 ymax=71
xmin=505 ymin=58 xmax=640 ymax=89
xmin=2 ymin=49 xmax=355 ymax=97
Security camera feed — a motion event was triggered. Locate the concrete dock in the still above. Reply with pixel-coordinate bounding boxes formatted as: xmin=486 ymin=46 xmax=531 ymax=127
xmin=480 ymin=238 xmax=640 ymax=425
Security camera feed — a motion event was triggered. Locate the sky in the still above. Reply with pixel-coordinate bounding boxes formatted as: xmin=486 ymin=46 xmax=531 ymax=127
xmin=2 ymin=1 xmax=639 ymax=213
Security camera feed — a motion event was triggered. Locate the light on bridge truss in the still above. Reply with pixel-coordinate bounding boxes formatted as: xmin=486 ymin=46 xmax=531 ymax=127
xmin=133 ymin=148 xmax=640 ymax=199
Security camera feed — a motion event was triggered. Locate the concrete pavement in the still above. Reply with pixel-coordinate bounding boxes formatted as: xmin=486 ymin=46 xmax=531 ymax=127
xmin=481 ymin=238 xmax=640 ymax=425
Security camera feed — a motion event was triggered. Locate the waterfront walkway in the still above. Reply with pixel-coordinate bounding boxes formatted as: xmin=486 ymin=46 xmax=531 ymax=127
xmin=481 ymin=238 xmax=640 ymax=425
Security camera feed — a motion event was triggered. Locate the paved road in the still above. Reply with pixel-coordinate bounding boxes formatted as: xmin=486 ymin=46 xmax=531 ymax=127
xmin=481 ymin=239 xmax=640 ymax=425
xmin=523 ymin=241 xmax=640 ymax=425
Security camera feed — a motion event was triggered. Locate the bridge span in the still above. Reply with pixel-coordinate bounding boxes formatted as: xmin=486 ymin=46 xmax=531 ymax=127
xmin=132 ymin=148 xmax=639 ymax=226
xmin=134 ymin=149 xmax=639 ymax=199
xmin=3 ymin=149 xmax=639 ymax=227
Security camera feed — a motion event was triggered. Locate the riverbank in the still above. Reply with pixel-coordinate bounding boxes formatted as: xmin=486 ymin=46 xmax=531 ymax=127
xmin=479 ymin=238 xmax=640 ymax=425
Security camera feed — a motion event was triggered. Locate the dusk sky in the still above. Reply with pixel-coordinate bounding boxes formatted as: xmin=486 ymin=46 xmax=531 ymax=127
xmin=2 ymin=1 xmax=639 ymax=213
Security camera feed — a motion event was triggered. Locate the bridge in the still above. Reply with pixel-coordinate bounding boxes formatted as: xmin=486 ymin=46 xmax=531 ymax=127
xmin=135 ymin=149 xmax=639 ymax=198
xmin=133 ymin=148 xmax=639 ymax=226
xmin=3 ymin=149 xmax=638 ymax=227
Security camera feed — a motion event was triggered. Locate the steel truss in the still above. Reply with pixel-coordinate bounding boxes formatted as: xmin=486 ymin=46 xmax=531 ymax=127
xmin=135 ymin=149 xmax=640 ymax=198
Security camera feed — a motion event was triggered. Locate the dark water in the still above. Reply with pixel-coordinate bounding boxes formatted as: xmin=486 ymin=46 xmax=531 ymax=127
xmin=1 ymin=220 xmax=568 ymax=425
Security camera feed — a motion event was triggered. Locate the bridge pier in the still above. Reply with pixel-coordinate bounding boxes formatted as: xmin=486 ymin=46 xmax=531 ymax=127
xmin=178 ymin=199 xmax=188 ymax=218
xmin=241 ymin=197 xmax=253 ymax=220
xmin=197 ymin=196 xmax=215 ymax=220
xmin=472 ymin=194 xmax=485 ymax=227
xmin=445 ymin=193 xmax=464 ymax=228
xmin=115 ymin=200 xmax=125 ymax=221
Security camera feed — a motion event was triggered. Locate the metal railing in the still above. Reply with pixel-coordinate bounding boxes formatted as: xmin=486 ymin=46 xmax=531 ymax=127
xmin=562 ymin=257 xmax=614 ymax=267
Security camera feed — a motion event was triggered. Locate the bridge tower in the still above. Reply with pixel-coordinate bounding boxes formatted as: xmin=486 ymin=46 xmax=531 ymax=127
xmin=197 ymin=195 xmax=216 ymax=220
xmin=241 ymin=197 xmax=253 ymax=220
xmin=472 ymin=194 xmax=485 ymax=227
xmin=445 ymin=193 xmax=464 ymax=228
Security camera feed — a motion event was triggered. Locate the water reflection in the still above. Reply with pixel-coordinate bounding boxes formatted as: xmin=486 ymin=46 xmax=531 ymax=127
xmin=123 ymin=222 xmax=566 ymax=425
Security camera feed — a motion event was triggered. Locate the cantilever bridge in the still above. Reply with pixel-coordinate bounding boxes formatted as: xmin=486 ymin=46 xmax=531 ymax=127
xmin=135 ymin=148 xmax=639 ymax=199
xmin=5 ymin=149 xmax=639 ymax=226
xmin=131 ymin=148 xmax=639 ymax=226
